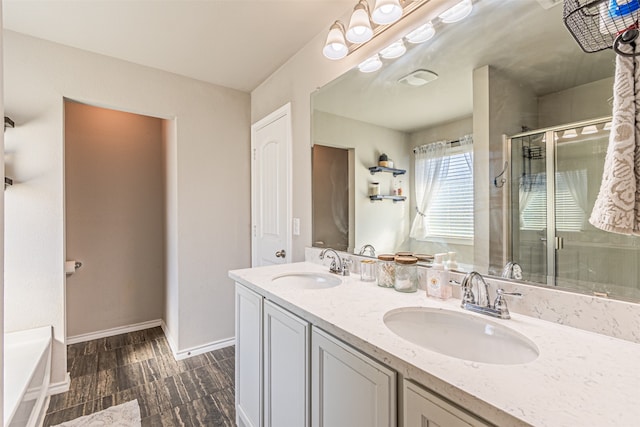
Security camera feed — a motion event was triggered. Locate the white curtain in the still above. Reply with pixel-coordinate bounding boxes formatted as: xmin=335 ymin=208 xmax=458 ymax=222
xmin=410 ymin=141 xmax=449 ymax=239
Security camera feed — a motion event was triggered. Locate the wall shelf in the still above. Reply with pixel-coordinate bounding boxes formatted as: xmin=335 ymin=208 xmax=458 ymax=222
xmin=369 ymin=166 xmax=406 ymax=177
xmin=369 ymin=195 xmax=406 ymax=202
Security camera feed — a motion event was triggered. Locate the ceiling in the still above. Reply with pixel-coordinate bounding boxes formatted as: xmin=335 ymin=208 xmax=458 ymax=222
xmin=2 ymin=0 xmax=354 ymax=93
xmin=313 ymin=0 xmax=616 ymax=132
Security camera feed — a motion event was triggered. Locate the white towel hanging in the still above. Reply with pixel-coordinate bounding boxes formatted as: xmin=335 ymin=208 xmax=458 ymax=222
xmin=589 ymin=41 xmax=640 ymax=235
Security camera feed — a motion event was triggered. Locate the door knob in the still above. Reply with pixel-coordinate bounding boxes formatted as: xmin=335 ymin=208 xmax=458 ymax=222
xmin=275 ymin=249 xmax=286 ymax=258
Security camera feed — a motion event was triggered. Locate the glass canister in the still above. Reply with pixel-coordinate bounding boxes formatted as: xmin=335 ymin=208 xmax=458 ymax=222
xmin=369 ymin=182 xmax=380 ymax=196
xmin=394 ymin=256 xmax=418 ymax=293
xmin=377 ymin=254 xmax=396 ymax=288
xmin=360 ymin=259 xmax=377 ymax=282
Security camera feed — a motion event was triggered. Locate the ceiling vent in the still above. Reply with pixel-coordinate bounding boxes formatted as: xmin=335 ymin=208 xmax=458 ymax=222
xmin=398 ymin=69 xmax=438 ymax=87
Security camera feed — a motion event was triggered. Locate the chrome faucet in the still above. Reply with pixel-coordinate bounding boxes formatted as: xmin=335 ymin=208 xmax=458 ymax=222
xmin=460 ymin=271 xmax=522 ymax=319
xmin=319 ymin=248 xmax=350 ymax=276
xmin=358 ymin=244 xmax=376 ymax=257
xmin=501 ymin=261 xmax=523 ymax=280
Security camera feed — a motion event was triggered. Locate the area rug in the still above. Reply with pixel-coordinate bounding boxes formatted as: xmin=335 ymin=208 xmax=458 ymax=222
xmin=52 ymin=400 xmax=141 ymax=427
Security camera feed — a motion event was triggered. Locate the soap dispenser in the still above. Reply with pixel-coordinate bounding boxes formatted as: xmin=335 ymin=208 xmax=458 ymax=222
xmin=426 ymin=253 xmax=452 ymax=300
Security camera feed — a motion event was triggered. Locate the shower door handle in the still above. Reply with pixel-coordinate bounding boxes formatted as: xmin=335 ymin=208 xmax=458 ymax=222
xmin=555 ymin=236 xmax=564 ymax=250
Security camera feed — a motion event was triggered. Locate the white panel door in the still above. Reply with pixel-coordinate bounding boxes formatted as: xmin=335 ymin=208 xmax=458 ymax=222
xmin=235 ymin=284 xmax=263 ymax=427
xmin=311 ymin=328 xmax=396 ymax=427
xmin=251 ymin=103 xmax=292 ymax=266
xmin=403 ymin=380 xmax=491 ymax=427
xmin=263 ymin=300 xmax=310 ymax=427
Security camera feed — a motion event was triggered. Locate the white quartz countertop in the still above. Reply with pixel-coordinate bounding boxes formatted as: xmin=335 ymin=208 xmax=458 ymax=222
xmin=229 ymin=262 xmax=640 ymax=427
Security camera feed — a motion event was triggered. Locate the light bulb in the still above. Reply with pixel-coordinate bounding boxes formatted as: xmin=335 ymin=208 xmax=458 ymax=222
xmin=358 ymin=54 xmax=383 ymax=73
xmin=372 ymin=0 xmax=403 ymax=25
xmin=346 ymin=1 xmax=373 ymax=44
xmin=439 ymin=0 xmax=473 ymax=24
xmin=405 ymin=22 xmax=436 ymax=44
xmin=380 ymin=39 xmax=406 ymax=59
xmin=323 ymin=21 xmax=348 ymax=60
xmin=581 ymin=125 xmax=598 ymax=135
xmin=563 ymin=129 xmax=578 ymax=138
xmin=604 ymin=122 xmax=612 ymax=130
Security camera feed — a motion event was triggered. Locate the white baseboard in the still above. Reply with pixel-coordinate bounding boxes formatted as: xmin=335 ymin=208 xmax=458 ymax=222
xmin=66 ymin=319 xmax=234 ymax=362
xmin=66 ymin=319 xmax=162 ymax=344
xmin=160 ymin=320 xmax=234 ymax=360
xmin=160 ymin=320 xmax=178 ymax=356
xmin=173 ymin=337 xmax=235 ymax=360
xmin=48 ymin=372 xmax=70 ymax=396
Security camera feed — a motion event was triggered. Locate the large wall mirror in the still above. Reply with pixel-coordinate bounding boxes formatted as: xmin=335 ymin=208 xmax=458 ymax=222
xmin=311 ymin=0 xmax=640 ymax=302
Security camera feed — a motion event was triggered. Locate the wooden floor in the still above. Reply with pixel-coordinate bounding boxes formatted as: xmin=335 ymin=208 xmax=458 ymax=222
xmin=43 ymin=327 xmax=237 ymax=426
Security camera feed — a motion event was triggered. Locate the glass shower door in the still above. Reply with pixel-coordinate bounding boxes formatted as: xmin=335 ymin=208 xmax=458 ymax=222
xmin=553 ymin=122 xmax=640 ymax=297
xmin=510 ymin=132 xmax=548 ymax=284
xmin=511 ymin=119 xmax=640 ymax=299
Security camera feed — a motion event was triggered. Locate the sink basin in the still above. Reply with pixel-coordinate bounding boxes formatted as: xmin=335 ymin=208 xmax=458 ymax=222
xmin=384 ymin=307 xmax=539 ymax=365
xmin=272 ymin=272 xmax=342 ymax=289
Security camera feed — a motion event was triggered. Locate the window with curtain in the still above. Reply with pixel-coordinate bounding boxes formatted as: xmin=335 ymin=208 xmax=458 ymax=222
xmin=519 ymin=170 xmax=586 ymax=232
xmin=410 ymin=136 xmax=474 ymax=242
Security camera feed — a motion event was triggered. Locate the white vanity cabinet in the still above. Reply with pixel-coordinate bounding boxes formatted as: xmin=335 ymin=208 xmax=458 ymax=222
xmin=263 ymin=299 xmax=310 ymax=427
xmin=403 ymin=380 xmax=492 ymax=427
xmin=311 ymin=328 xmax=397 ymax=427
xmin=235 ymin=283 xmax=310 ymax=427
xmin=235 ymin=284 xmax=263 ymax=427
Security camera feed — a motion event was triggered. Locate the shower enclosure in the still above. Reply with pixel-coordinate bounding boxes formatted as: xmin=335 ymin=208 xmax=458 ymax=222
xmin=508 ymin=117 xmax=640 ymax=300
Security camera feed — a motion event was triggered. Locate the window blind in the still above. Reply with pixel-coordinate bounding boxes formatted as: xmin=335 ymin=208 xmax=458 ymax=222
xmin=425 ymin=153 xmax=474 ymax=239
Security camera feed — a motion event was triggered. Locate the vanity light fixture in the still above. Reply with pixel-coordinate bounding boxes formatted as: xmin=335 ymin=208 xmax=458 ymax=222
xmin=358 ymin=54 xmax=383 ymax=72
xmin=439 ymin=0 xmax=473 ymax=23
xmin=405 ymin=22 xmax=436 ymax=44
xmin=323 ymin=21 xmax=349 ymax=60
xmin=563 ymin=128 xmax=578 ymax=138
xmin=323 ymin=0 xmax=474 ymax=61
xmin=581 ymin=124 xmax=598 ymax=135
xmin=380 ymin=39 xmax=407 ymax=58
xmin=371 ymin=0 xmax=403 ymax=25
xmin=346 ymin=0 xmax=374 ymax=43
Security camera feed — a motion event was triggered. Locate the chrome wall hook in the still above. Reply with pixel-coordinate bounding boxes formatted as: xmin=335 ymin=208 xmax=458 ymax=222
xmin=493 ymin=161 xmax=508 ymax=188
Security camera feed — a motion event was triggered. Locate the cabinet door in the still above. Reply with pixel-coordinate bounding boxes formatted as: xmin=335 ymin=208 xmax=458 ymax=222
xmin=403 ymin=380 xmax=492 ymax=427
xmin=235 ymin=284 xmax=263 ymax=427
xmin=263 ymin=300 xmax=310 ymax=427
xmin=311 ymin=328 xmax=396 ymax=427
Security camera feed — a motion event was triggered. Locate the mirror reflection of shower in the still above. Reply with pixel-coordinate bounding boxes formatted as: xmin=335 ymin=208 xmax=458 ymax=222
xmin=508 ymin=117 xmax=640 ymax=301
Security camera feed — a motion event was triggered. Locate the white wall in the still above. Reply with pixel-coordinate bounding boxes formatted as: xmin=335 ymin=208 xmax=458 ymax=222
xmin=538 ymin=77 xmax=613 ymax=127
xmin=0 ymin=15 xmax=5 ymax=424
xmin=313 ymin=111 xmax=410 ymax=254
xmin=3 ymin=30 xmax=250 ymax=383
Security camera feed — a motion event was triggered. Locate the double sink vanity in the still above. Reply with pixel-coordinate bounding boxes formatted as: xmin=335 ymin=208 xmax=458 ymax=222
xmin=229 ymin=253 xmax=640 ymax=427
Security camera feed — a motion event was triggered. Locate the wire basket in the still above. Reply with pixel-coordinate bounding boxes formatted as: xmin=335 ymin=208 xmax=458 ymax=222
xmin=564 ymin=0 xmax=640 ymax=53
